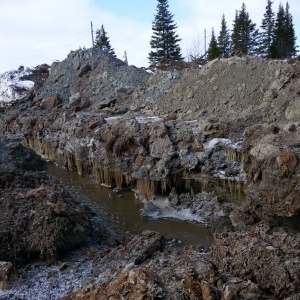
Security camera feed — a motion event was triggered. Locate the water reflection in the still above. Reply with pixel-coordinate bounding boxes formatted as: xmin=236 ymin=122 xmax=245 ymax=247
xmin=47 ymin=163 xmax=213 ymax=246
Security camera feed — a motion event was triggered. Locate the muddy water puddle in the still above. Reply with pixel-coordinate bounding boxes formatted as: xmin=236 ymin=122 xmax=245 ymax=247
xmin=47 ymin=163 xmax=213 ymax=246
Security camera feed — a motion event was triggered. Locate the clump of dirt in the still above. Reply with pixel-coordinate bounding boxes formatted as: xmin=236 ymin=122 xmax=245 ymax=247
xmin=0 ymin=135 xmax=109 ymax=264
xmin=210 ymin=222 xmax=300 ymax=298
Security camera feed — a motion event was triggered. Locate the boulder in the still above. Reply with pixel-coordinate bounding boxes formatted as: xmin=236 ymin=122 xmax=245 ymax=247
xmin=40 ymin=95 xmax=59 ymax=109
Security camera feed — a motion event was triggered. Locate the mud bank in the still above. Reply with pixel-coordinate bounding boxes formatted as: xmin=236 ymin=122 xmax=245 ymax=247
xmin=0 ymin=49 xmax=300 ymax=298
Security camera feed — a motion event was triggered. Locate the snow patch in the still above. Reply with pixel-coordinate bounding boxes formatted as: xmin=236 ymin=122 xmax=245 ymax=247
xmin=141 ymin=198 xmax=204 ymax=223
xmin=184 ymin=120 xmax=198 ymax=124
xmin=104 ymin=116 xmax=122 ymax=124
xmin=79 ymin=138 xmax=94 ymax=147
xmin=214 ymin=170 xmax=246 ymax=183
xmin=203 ymin=138 xmax=232 ymax=151
xmin=0 ymin=260 xmax=93 ymax=300
xmin=0 ymin=67 xmax=34 ymax=102
xmin=203 ymin=138 xmax=242 ymax=151
xmin=135 ymin=116 xmax=162 ymax=124
xmin=15 ymin=80 xmax=34 ymax=90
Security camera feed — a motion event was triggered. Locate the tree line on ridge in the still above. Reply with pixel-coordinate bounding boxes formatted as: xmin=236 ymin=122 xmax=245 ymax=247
xmin=92 ymin=0 xmax=298 ymax=64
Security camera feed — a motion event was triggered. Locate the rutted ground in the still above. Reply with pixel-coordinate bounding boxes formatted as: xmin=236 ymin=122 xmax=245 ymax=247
xmin=0 ymin=48 xmax=300 ymax=299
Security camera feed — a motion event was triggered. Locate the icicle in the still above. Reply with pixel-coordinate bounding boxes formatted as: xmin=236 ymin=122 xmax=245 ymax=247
xmin=114 ymin=170 xmax=123 ymax=190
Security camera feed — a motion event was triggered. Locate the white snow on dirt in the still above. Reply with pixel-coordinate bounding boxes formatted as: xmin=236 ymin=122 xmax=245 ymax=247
xmin=135 ymin=116 xmax=162 ymax=124
xmin=203 ymin=138 xmax=232 ymax=151
xmin=141 ymin=198 xmax=204 ymax=223
xmin=203 ymin=138 xmax=242 ymax=151
xmin=104 ymin=115 xmax=162 ymax=125
xmin=104 ymin=116 xmax=123 ymax=124
xmin=0 ymin=259 xmax=93 ymax=300
xmin=0 ymin=67 xmax=34 ymax=102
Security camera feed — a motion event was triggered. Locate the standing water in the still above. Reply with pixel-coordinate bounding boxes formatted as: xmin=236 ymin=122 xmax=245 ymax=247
xmin=47 ymin=163 xmax=213 ymax=246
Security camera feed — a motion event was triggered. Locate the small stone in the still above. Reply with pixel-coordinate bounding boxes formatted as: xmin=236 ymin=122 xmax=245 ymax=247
xmin=122 ymin=262 xmax=134 ymax=273
xmin=69 ymin=92 xmax=81 ymax=106
xmin=40 ymin=95 xmax=59 ymax=109
xmin=266 ymin=246 xmax=276 ymax=251
xmin=58 ymin=261 xmax=68 ymax=271
xmin=0 ymin=261 xmax=13 ymax=290
xmin=141 ymin=230 xmax=156 ymax=238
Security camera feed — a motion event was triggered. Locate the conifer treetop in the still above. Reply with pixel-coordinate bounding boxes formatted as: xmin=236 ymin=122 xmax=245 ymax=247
xmin=94 ymin=25 xmax=116 ymax=57
xmin=148 ymin=0 xmax=183 ymax=63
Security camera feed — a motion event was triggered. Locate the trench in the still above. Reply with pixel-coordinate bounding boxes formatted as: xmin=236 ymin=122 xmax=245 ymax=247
xmin=47 ymin=163 xmax=214 ymax=246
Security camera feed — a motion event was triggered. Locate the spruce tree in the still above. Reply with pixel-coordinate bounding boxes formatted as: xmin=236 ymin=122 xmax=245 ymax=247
xmin=231 ymin=3 xmax=259 ymax=55
xmin=284 ymin=2 xmax=297 ymax=57
xmin=271 ymin=2 xmax=297 ymax=58
xmin=258 ymin=0 xmax=275 ymax=58
xmin=94 ymin=25 xmax=116 ymax=57
xmin=148 ymin=0 xmax=183 ymax=63
xmin=231 ymin=10 xmax=241 ymax=54
xmin=207 ymin=28 xmax=221 ymax=60
xmin=218 ymin=14 xmax=231 ymax=58
xmin=270 ymin=4 xmax=285 ymax=58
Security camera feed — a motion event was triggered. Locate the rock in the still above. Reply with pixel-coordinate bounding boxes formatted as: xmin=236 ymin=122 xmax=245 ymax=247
xmin=179 ymin=149 xmax=198 ymax=170
xmin=196 ymin=151 xmax=207 ymax=164
xmin=67 ymin=268 xmax=164 ymax=300
xmin=89 ymin=120 xmax=104 ymax=130
xmin=40 ymin=95 xmax=59 ymax=109
xmin=141 ymin=230 xmax=156 ymax=238
xmin=78 ymin=64 xmax=91 ymax=77
xmin=141 ymin=201 xmax=160 ymax=217
xmin=221 ymin=277 xmax=264 ymax=300
xmin=58 ymin=262 xmax=68 ymax=271
xmin=69 ymin=92 xmax=81 ymax=106
xmin=0 ymin=261 xmax=13 ymax=290
xmin=121 ymin=262 xmax=134 ymax=273
xmin=133 ymin=233 xmax=164 ymax=265
xmin=250 ymin=143 xmax=280 ymax=161
xmin=210 ymin=222 xmax=300 ymax=298
xmin=115 ymin=86 xmax=132 ymax=94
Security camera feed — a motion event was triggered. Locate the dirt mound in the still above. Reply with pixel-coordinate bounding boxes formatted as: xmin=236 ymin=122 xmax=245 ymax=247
xmin=0 ymin=135 xmax=109 ymax=263
xmin=150 ymin=57 xmax=299 ymax=120
xmin=33 ymin=48 xmax=149 ymax=111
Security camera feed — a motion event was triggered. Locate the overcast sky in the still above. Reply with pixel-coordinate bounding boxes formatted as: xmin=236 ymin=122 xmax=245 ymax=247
xmin=0 ymin=0 xmax=299 ymax=73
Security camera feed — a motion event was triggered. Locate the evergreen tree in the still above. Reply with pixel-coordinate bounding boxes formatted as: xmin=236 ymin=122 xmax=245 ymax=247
xmin=148 ymin=0 xmax=183 ymax=63
xmin=94 ymin=25 xmax=116 ymax=56
xmin=270 ymin=3 xmax=285 ymax=58
xmin=284 ymin=2 xmax=297 ymax=57
xmin=218 ymin=14 xmax=231 ymax=58
xmin=207 ymin=28 xmax=221 ymax=60
xmin=271 ymin=2 xmax=297 ymax=58
xmin=258 ymin=0 xmax=275 ymax=57
xmin=231 ymin=3 xmax=259 ymax=55
xmin=231 ymin=10 xmax=240 ymax=53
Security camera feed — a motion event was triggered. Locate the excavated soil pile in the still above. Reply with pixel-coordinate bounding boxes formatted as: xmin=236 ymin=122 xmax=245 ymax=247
xmin=0 ymin=134 xmax=109 ymax=264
